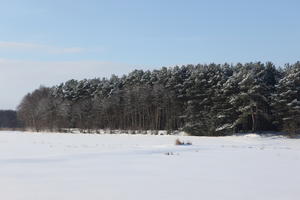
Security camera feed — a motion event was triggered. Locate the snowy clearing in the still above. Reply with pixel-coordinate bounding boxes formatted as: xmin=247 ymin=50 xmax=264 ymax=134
xmin=0 ymin=131 xmax=300 ymax=200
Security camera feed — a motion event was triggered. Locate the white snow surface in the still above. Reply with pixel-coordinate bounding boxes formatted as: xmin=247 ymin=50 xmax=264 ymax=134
xmin=0 ymin=131 xmax=300 ymax=200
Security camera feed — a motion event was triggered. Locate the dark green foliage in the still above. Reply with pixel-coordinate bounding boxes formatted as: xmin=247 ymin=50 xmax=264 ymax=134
xmin=272 ymin=62 xmax=300 ymax=135
xmin=17 ymin=62 xmax=300 ymax=136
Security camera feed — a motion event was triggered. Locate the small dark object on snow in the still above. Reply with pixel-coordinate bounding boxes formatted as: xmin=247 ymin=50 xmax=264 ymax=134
xmin=175 ymin=138 xmax=192 ymax=146
xmin=175 ymin=138 xmax=183 ymax=145
xmin=165 ymin=152 xmax=174 ymax=155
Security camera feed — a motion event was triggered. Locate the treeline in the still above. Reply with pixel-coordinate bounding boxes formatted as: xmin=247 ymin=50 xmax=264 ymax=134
xmin=0 ymin=110 xmax=21 ymax=128
xmin=17 ymin=62 xmax=300 ymax=136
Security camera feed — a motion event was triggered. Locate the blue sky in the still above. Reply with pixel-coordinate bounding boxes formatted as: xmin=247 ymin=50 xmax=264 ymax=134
xmin=0 ymin=0 xmax=300 ymax=109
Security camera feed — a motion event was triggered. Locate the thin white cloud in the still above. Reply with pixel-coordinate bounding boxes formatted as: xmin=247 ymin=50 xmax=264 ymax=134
xmin=0 ymin=41 xmax=86 ymax=54
xmin=0 ymin=59 xmax=133 ymax=109
xmin=52 ymin=47 xmax=85 ymax=54
xmin=0 ymin=41 xmax=40 ymax=49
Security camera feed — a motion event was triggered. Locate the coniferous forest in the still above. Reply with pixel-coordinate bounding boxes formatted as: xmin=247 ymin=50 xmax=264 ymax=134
xmin=17 ymin=62 xmax=300 ymax=136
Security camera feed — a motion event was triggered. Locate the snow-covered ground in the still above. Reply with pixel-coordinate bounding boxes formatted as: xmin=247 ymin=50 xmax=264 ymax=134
xmin=0 ymin=131 xmax=299 ymax=200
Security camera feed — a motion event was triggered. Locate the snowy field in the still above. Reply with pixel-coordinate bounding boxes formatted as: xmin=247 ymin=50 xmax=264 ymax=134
xmin=0 ymin=131 xmax=300 ymax=200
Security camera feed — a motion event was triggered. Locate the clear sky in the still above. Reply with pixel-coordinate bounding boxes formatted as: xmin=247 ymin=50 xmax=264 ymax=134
xmin=0 ymin=0 xmax=300 ymax=109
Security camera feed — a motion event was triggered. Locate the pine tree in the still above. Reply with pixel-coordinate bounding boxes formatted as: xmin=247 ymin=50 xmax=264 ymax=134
xmin=272 ymin=62 xmax=300 ymax=135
